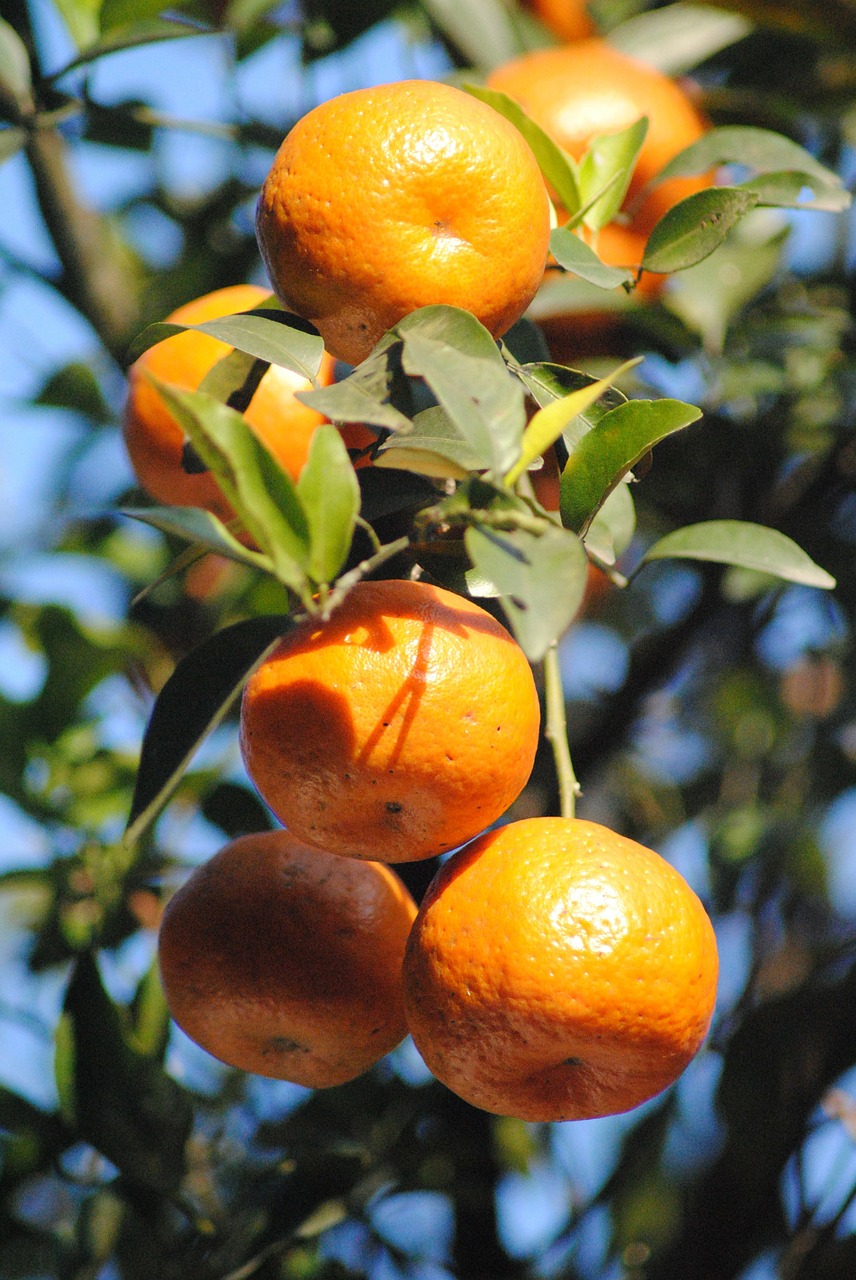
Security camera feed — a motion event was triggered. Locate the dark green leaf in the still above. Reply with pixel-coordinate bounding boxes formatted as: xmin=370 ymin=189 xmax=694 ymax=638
xmin=124 ymin=614 xmax=292 ymax=845
xmin=657 ymin=124 xmax=844 ymax=187
xmin=465 ymin=522 xmax=588 ymax=661
xmin=121 ymin=506 xmax=272 ymax=572
xmin=59 ymin=952 xmax=192 ymax=1193
xmin=549 ymin=228 xmax=637 ymax=288
xmin=297 ymin=425 xmax=360 ymax=583
xmin=398 ymin=306 xmax=525 ymax=476
xmin=560 ymin=398 xmax=702 ymax=534
xmin=638 ymin=520 xmax=836 ymax=589
xmin=34 ymin=362 xmax=111 ymax=423
xmin=578 ymin=118 xmax=649 ymax=231
xmin=642 ymin=187 xmax=760 ymax=273
xmin=153 ymin=382 xmax=311 ymax=593
xmin=464 ymin=82 xmax=581 ymax=214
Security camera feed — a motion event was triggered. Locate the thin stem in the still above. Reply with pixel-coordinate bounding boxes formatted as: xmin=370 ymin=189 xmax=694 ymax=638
xmin=322 ymin=535 xmax=411 ymax=618
xmin=543 ymin=641 xmax=580 ymax=819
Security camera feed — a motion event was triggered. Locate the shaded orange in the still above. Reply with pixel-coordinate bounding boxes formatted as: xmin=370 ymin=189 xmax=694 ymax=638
xmin=487 ymin=40 xmax=710 ymax=234
xmin=123 ymin=284 xmax=336 ymax=521
xmin=525 ymin=0 xmax=595 ymax=41
xmin=255 ymin=80 xmax=551 ymax=366
xmin=240 ymin=579 xmax=541 ymax=863
xmin=157 ymin=829 xmax=417 ymax=1086
xmin=403 ymin=816 xmax=718 ymax=1121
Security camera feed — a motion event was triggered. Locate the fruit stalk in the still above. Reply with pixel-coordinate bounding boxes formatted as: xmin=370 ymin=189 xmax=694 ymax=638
xmin=543 ymin=639 xmax=580 ymax=818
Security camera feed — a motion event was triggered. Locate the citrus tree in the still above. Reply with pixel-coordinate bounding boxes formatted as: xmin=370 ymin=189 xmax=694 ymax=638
xmin=2 ymin=1 xmax=856 ymax=1277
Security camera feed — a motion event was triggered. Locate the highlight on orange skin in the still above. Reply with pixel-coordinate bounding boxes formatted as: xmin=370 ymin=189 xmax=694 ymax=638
xmin=123 ymin=284 xmax=336 ymax=521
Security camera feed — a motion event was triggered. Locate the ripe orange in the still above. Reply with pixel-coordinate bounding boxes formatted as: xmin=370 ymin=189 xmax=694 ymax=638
xmin=524 ymin=0 xmax=595 ymax=42
xmin=255 ymin=79 xmax=552 ymax=366
xmin=403 ymin=817 xmax=718 ymax=1121
xmin=239 ymin=578 xmax=541 ymax=863
xmin=487 ymin=40 xmax=710 ymax=235
xmin=157 ymin=829 xmax=417 ymax=1086
xmin=123 ymin=284 xmax=336 ymax=521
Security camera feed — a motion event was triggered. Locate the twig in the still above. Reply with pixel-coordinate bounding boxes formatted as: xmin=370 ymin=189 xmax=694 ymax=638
xmin=543 ymin=641 xmax=580 ymax=819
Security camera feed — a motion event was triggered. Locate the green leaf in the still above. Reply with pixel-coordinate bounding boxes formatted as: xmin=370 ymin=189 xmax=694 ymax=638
xmin=463 ymin=82 xmax=581 ymax=214
xmin=48 ymin=17 xmax=203 ymax=77
xmin=638 ymin=520 xmax=836 ymax=589
xmin=515 ymin=362 xmax=628 ymax=414
xmin=60 ymin=952 xmax=192 ymax=1193
xmin=608 ymin=3 xmax=752 ymax=75
xmin=740 ymin=170 xmax=852 ymax=212
xmin=585 ymin=480 xmax=637 ymax=564
xmin=376 ymin=406 xmax=486 ymax=479
xmin=560 ymin=398 xmax=702 ymax=534
xmin=398 ymin=306 xmax=526 ymax=476
xmin=421 ymin=0 xmax=522 ymax=70
xmin=578 ymin=118 xmax=649 ymax=231
xmin=642 ymin=187 xmax=760 ymax=273
xmin=152 ymin=381 xmax=311 ymax=593
xmin=298 ymin=352 xmax=414 ymax=431
xmin=548 ymin=228 xmax=637 ymax=288
xmin=657 ymin=124 xmax=844 ymax=187
xmin=121 ymin=506 xmax=273 ymax=572
xmin=187 ymin=310 xmax=327 ymax=382
xmin=506 ymin=358 xmax=641 ymax=487
xmin=51 ymin=0 xmax=101 ymax=48
xmin=0 ymin=20 xmax=32 ymax=107
xmin=297 ymin=425 xmax=360 ymax=583
xmin=0 ymin=125 xmax=26 ymax=164
xmin=465 ymin=522 xmax=589 ymax=661
xmin=124 ymin=614 xmax=292 ymax=846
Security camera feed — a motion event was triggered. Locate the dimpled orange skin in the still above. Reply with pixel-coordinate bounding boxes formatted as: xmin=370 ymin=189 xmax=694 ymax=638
xmin=157 ymin=829 xmax=417 ymax=1086
xmin=255 ymin=80 xmax=552 ymax=367
xmin=487 ymin=41 xmax=710 ymax=234
xmin=239 ymin=579 xmax=541 ymax=864
xmin=403 ymin=817 xmax=719 ymax=1121
xmin=123 ymin=285 xmax=336 ymax=521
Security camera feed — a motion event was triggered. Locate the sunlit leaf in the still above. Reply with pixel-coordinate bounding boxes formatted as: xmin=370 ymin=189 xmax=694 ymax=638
xmin=298 ymin=352 xmax=415 ymax=431
xmin=560 ymin=398 xmax=702 ymax=533
xmin=642 ymin=187 xmax=760 ymax=273
xmin=549 ymin=229 xmax=637 ymax=288
xmin=578 ymin=118 xmax=648 ymax=230
xmin=185 ymin=309 xmax=326 ymax=382
xmin=584 ymin=480 xmax=637 ymax=564
xmin=638 ymin=520 xmax=836 ymax=588
xmin=297 ymin=425 xmax=360 ymax=583
xmin=121 ymin=506 xmax=272 ymax=572
xmin=465 ymin=522 xmax=588 ymax=660
xmin=124 ymin=614 xmax=292 ymax=846
xmin=657 ymin=124 xmax=845 ymax=187
xmin=0 ymin=20 xmax=32 ymax=106
xmin=376 ymin=405 xmax=486 ymax=479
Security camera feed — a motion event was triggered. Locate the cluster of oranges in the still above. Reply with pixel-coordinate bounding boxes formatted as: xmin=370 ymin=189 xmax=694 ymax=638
xmin=124 ymin=16 xmax=719 ymax=1121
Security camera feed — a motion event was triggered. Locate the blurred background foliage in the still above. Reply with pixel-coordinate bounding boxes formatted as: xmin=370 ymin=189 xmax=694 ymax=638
xmin=2 ymin=0 xmax=856 ymax=1277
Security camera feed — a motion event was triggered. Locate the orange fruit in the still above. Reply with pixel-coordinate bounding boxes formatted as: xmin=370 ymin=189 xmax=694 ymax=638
xmin=487 ymin=40 xmax=710 ymax=235
xmin=239 ymin=578 xmax=541 ymax=863
xmin=157 ymin=829 xmax=417 ymax=1086
xmin=123 ymin=284 xmax=336 ymax=521
xmin=255 ymin=79 xmax=552 ymax=366
xmin=524 ymin=0 xmax=595 ymax=42
xmin=403 ymin=817 xmax=718 ymax=1121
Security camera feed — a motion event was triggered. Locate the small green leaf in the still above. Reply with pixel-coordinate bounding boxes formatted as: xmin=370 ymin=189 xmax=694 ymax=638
xmin=657 ymin=124 xmax=844 ymax=187
xmin=549 ymin=229 xmax=637 ymax=288
xmin=560 ymin=398 xmax=702 ymax=534
xmin=463 ymin=82 xmax=581 ymax=215
xmin=465 ymin=523 xmax=589 ymax=661
xmin=376 ymin=405 xmax=486 ymax=479
xmin=638 ymin=520 xmax=836 ymax=589
xmin=187 ymin=309 xmax=327 ymax=382
xmin=124 ymin=614 xmax=292 ymax=846
xmin=0 ymin=20 xmax=32 ymax=107
xmin=515 ymin=362 xmax=628 ymax=414
xmin=399 ymin=306 xmax=526 ymax=477
xmin=506 ymin=358 xmax=641 ymax=488
xmin=740 ymin=170 xmax=852 ymax=212
xmin=297 ymin=425 xmax=360 ymax=583
xmin=153 ymin=381 xmax=311 ymax=593
xmin=121 ymin=505 xmax=272 ymax=572
xmin=585 ymin=481 xmax=636 ymax=564
xmin=54 ymin=1013 xmax=76 ymax=1126
xmin=642 ymin=187 xmax=760 ymax=273
xmin=52 ymin=0 xmax=101 ymax=47
xmin=578 ymin=118 xmax=649 ymax=231
xmin=298 ymin=352 xmax=414 ymax=431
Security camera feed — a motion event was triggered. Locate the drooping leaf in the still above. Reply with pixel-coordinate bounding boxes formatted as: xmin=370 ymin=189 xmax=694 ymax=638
xmin=296 ymin=425 xmax=360 ymax=583
xmin=463 ymin=82 xmax=581 ymax=214
xmin=656 ymin=124 xmax=845 ymax=188
xmin=421 ymin=0 xmax=523 ymax=70
xmin=506 ymin=358 xmax=641 ymax=488
xmin=124 ymin=614 xmax=292 ymax=845
xmin=585 ymin=480 xmax=637 ymax=565
xmin=548 ymin=228 xmax=638 ymax=288
xmin=184 ymin=309 xmax=327 ymax=382
xmin=121 ymin=506 xmax=272 ymax=572
xmin=642 ymin=187 xmax=760 ymax=273
xmin=398 ymin=306 xmax=525 ymax=477
xmin=376 ymin=406 xmax=487 ymax=479
xmin=465 ymin=522 xmax=588 ymax=661
xmin=58 ymin=952 xmax=192 ymax=1193
xmin=578 ymin=118 xmax=649 ymax=231
xmin=637 ymin=520 xmax=836 ymax=589
xmin=560 ymin=398 xmax=702 ymax=534
xmin=608 ymin=3 xmax=752 ymax=75
xmin=740 ymin=170 xmax=851 ymax=212
xmin=298 ymin=352 xmax=415 ymax=431
xmin=152 ymin=381 xmax=311 ymax=593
